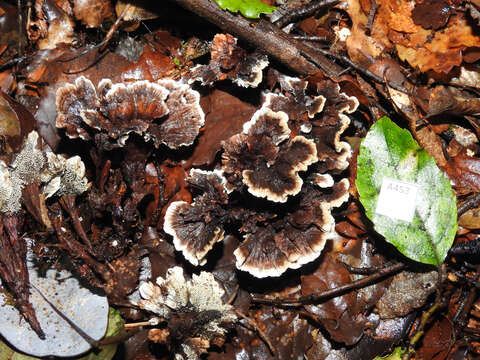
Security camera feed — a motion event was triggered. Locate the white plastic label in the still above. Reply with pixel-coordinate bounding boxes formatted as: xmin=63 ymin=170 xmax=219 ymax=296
xmin=375 ymin=177 xmax=419 ymax=222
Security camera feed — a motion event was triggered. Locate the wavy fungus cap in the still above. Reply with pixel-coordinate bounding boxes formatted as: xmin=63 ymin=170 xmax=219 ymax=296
xmin=162 ymin=77 xmax=356 ymax=278
xmin=164 ymin=169 xmax=229 ymax=266
xmin=222 ymin=106 xmax=318 ymax=202
xmin=188 ymin=33 xmax=268 ymax=88
xmin=56 ymin=77 xmax=204 ymax=149
xmin=136 ymin=266 xmax=236 ymax=360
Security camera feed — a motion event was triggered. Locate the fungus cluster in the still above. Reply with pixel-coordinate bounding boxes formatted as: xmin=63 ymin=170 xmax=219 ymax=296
xmin=0 ymin=131 xmax=88 ymax=213
xmin=136 ymin=266 xmax=236 ymax=360
xmin=0 ymin=130 xmax=89 ymax=338
xmin=188 ymin=33 xmax=269 ymax=88
xmin=56 ymin=77 xmax=205 ymax=149
xmin=164 ymin=75 xmax=358 ymax=277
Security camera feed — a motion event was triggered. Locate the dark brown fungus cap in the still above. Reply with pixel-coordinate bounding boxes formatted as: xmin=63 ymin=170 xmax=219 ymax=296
xmin=311 ymin=80 xmax=359 ymax=172
xmin=56 ymin=76 xmax=99 ymax=140
xmin=56 ymin=77 xmax=205 ymax=149
xmin=234 ymin=178 xmax=350 ymax=278
xmin=94 ymin=79 xmax=170 ymax=145
xmin=163 ymin=169 xmax=229 ymax=266
xmin=147 ymin=80 xmax=205 ymax=149
xmin=222 ymin=107 xmax=317 ymax=202
xmin=262 ymin=75 xmax=326 ymax=133
xmin=188 ymin=33 xmax=268 ymax=88
xmin=263 ymin=77 xmax=358 ymax=173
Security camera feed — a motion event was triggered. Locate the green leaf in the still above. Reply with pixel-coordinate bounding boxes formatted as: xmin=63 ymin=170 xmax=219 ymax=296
xmin=214 ymin=0 xmax=276 ymax=18
xmin=373 ymin=347 xmax=406 ymax=360
xmin=0 ymin=308 xmax=124 ymax=360
xmin=356 ymin=116 xmax=457 ymax=265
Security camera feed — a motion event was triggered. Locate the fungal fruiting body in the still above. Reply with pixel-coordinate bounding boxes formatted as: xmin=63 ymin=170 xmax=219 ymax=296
xmin=164 ymin=76 xmax=358 ymax=278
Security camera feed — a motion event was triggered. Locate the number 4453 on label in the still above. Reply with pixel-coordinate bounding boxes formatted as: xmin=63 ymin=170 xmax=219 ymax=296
xmin=375 ymin=177 xmax=419 ymax=222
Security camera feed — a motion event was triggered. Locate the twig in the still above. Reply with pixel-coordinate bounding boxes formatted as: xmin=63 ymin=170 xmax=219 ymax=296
xmin=343 ymin=262 xmax=394 ymax=275
xmin=252 ymin=262 xmax=405 ymax=306
xmin=31 ymin=283 xmax=99 ymax=346
xmin=17 ymin=0 xmax=23 ymax=54
xmin=453 ymin=265 xmax=480 ymax=329
xmin=168 ymin=0 xmax=341 ymax=76
xmin=226 ymin=284 xmax=239 ymax=305
xmin=273 ymin=0 xmax=339 ymax=28
xmin=402 ymin=303 xmax=442 ymax=360
xmin=292 ymin=35 xmax=330 ymax=42
xmin=59 ymin=195 xmax=93 ymax=250
xmin=235 ymin=309 xmax=276 ymax=356
xmin=308 ymin=45 xmax=411 ymax=94
xmin=57 ymin=4 xmax=130 ymax=65
xmin=365 ymin=0 xmax=378 ymax=36
xmin=458 ymin=193 xmax=480 ymax=216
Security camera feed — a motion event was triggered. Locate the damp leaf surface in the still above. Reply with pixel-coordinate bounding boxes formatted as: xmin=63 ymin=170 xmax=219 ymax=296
xmin=356 ymin=116 xmax=457 ymax=265
xmin=213 ymin=0 xmax=276 ymax=18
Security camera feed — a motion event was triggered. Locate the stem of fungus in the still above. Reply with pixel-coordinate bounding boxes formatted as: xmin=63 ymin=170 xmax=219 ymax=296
xmin=252 ymin=262 xmax=405 ymax=306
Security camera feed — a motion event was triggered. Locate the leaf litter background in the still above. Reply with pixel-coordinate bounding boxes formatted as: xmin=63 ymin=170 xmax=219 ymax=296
xmin=1 ymin=0 xmax=480 ymax=359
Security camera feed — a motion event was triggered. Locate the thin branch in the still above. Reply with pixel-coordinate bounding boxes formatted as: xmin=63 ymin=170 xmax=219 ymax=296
xmin=235 ymin=309 xmax=276 ymax=356
xmin=292 ymin=35 xmax=330 ymax=42
xmin=31 ymin=283 xmax=99 ymax=346
xmin=273 ymin=0 xmax=339 ymax=28
xmin=365 ymin=0 xmax=378 ymax=36
xmin=458 ymin=193 xmax=480 ymax=216
xmin=168 ymin=0 xmax=340 ymax=76
xmin=342 ymin=262 xmax=395 ymax=275
xmin=402 ymin=303 xmax=442 ymax=360
xmin=308 ymin=45 xmax=411 ymax=94
xmin=17 ymin=0 xmax=23 ymax=55
xmin=253 ymin=262 xmax=405 ymax=306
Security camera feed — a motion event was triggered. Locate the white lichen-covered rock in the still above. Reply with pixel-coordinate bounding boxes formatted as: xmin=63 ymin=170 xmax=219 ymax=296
xmin=0 ymin=131 xmax=89 ymax=213
xmin=136 ymin=266 xmax=236 ymax=360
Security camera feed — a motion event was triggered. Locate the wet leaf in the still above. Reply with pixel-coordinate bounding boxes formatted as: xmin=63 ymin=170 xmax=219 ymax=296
xmin=356 ymin=116 xmax=457 ymax=265
xmin=214 ymin=0 xmax=276 ymax=18
xmin=0 ymin=247 xmax=109 ymax=357
xmin=0 ymin=308 xmax=124 ymax=360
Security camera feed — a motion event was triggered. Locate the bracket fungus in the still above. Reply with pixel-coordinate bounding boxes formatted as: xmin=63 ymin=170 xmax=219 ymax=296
xmin=222 ymin=107 xmax=318 ymax=202
xmin=136 ymin=266 xmax=236 ymax=360
xmin=164 ymin=169 xmax=230 ymax=266
xmin=188 ymin=33 xmax=269 ymax=88
xmin=163 ymin=77 xmax=357 ymax=277
xmin=56 ymin=76 xmax=204 ymax=149
xmin=0 ymin=130 xmax=89 ymax=338
xmin=0 ymin=131 xmax=89 ymax=213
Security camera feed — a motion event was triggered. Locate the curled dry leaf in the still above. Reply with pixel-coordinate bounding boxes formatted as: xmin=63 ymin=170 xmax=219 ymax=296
xmin=345 ymin=0 xmax=480 ymax=73
xmin=28 ymin=0 xmax=76 ymax=50
xmin=56 ymin=76 xmax=204 ymax=149
xmin=0 ymin=91 xmax=36 ymax=153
